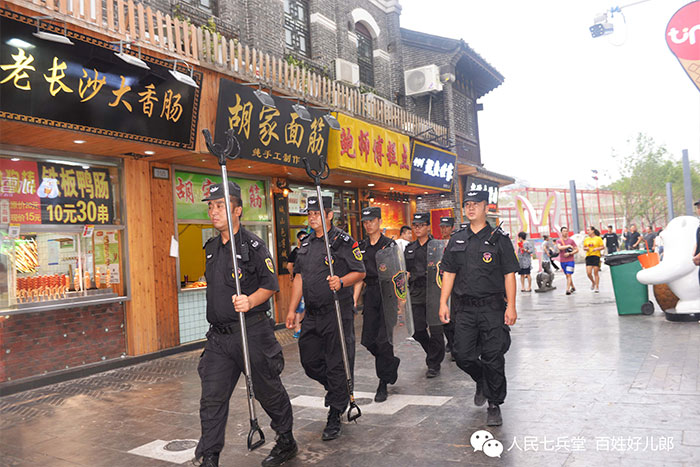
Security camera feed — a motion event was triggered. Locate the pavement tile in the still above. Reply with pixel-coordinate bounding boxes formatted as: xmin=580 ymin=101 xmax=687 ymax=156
xmin=2 ymin=267 xmax=700 ymax=466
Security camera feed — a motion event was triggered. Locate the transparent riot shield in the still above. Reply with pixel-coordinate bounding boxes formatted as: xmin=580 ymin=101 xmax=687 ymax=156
xmin=426 ymin=239 xmax=448 ymax=327
xmin=376 ymin=244 xmax=414 ymax=344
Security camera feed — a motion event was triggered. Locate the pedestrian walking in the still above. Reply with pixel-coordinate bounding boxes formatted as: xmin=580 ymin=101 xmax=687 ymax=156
xmin=693 ymin=200 xmax=700 ymax=284
xmin=643 ymin=226 xmax=656 ymax=252
xmin=602 ymin=225 xmax=619 ymax=254
xmin=353 ymin=207 xmax=401 ymax=403
xmin=542 ymin=234 xmax=560 ymax=271
xmin=395 ymin=225 xmax=412 ymax=253
xmin=516 ymin=232 xmax=534 ymax=292
xmin=556 ymin=226 xmax=579 ymax=295
xmin=195 ymin=181 xmax=297 ymax=467
xmin=583 ymin=226 xmax=604 ymax=292
xmin=285 ymin=196 xmax=366 ymax=441
xmin=627 ymin=224 xmax=642 ymax=250
xmin=405 ymin=213 xmax=445 ymax=378
xmin=439 ymin=190 xmax=519 ymax=427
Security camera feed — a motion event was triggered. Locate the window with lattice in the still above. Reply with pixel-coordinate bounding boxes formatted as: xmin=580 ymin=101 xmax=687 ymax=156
xmin=284 ymin=0 xmax=310 ymax=56
xmin=356 ymin=22 xmax=374 ymax=86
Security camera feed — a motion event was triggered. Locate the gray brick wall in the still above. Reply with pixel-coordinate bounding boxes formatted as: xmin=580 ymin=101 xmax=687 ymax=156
xmin=140 ymin=0 xmax=491 ymax=166
xmin=415 ymin=183 xmax=462 ymax=221
xmin=401 ymin=39 xmax=483 ymax=164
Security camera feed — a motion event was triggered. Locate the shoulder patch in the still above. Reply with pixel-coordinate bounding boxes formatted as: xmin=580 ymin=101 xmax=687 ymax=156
xmin=353 ymin=247 xmax=363 ymax=261
xmin=265 ymin=257 xmax=275 ymax=273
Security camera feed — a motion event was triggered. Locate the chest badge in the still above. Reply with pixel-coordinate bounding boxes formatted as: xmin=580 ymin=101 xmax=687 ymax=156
xmin=324 ymin=255 xmax=335 ymax=266
xmin=206 ymin=254 xmax=213 ymax=259
xmin=233 ymin=267 xmax=242 ymax=279
xmin=353 ymin=247 xmax=363 ymax=261
xmin=265 ymin=257 xmax=275 ymax=273
xmin=378 ymin=263 xmax=387 ymax=272
xmin=483 ymin=252 xmax=493 ymax=263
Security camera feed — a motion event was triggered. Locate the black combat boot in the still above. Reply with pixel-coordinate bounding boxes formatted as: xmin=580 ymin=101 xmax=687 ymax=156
xmin=374 ymin=380 xmax=388 ymax=402
xmin=321 ymin=407 xmax=342 ymax=441
xmin=486 ymin=402 xmax=502 ymax=426
xmin=261 ymin=431 xmax=298 ymax=466
xmin=198 ymin=453 xmax=219 ymax=467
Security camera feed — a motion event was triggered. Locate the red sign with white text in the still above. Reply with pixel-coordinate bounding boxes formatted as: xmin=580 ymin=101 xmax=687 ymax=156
xmin=666 ymin=1 xmax=700 ymax=91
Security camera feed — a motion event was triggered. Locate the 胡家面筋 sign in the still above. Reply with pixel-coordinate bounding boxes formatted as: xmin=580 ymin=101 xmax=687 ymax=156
xmin=214 ymin=78 xmax=330 ymax=171
xmin=174 ymin=171 xmax=269 ymax=222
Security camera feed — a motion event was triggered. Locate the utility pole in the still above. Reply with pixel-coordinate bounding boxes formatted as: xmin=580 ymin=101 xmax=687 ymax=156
xmin=682 ymin=149 xmax=693 ymax=215
xmin=569 ymin=180 xmax=580 ymax=233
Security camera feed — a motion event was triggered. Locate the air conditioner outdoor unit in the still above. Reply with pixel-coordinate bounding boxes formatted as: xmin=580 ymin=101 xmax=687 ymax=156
xmin=404 ymin=64 xmax=443 ymax=96
xmin=334 ymin=58 xmax=360 ymax=85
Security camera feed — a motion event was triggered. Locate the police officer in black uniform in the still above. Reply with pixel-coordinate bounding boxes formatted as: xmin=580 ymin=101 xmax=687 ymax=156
xmin=439 ymin=216 xmax=457 ymax=360
xmin=285 ymin=196 xmax=366 ymax=441
xmin=405 ymin=213 xmax=445 ymax=378
xmin=439 ymin=190 xmax=518 ymax=427
xmin=195 ymin=182 xmax=297 ymax=467
xmin=353 ymin=207 xmax=401 ymax=403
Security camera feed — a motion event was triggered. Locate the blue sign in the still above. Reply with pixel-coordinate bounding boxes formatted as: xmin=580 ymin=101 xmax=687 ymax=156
xmin=408 ymin=141 xmax=456 ymax=191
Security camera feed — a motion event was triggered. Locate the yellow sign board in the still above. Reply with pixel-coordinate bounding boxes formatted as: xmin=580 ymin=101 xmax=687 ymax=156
xmin=327 ymin=113 xmax=411 ymax=180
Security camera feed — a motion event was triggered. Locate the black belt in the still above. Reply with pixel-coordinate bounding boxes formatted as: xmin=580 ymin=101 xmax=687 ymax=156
xmin=458 ymin=294 xmax=504 ymax=308
xmin=211 ymin=312 xmax=268 ymax=334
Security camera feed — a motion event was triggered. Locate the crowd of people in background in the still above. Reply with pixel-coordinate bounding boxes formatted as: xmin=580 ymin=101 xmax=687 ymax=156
xmin=512 ymin=219 xmax=676 ymax=297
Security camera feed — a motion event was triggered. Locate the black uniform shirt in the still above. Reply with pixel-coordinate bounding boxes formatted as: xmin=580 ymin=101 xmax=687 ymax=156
xmin=204 ymin=228 xmax=279 ymax=325
xmin=602 ymin=232 xmax=619 ymax=249
xmin=293 ymin=226 xmax=366 ymax=309
xmin=404 ymin=235 xmax=432 ymax=303
xmin=442 ymin=223 xmax=519 ymax=298
xmin=359 ymin=234 xmax=394 ymax=287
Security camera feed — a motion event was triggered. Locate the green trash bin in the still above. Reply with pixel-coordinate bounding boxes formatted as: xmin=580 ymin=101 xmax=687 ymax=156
xmin=604 ymin=251 xmax=654 ymax=316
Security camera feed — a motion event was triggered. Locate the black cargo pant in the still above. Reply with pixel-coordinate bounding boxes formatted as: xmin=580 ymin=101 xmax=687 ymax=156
xmin=298 ymin=303 xmax=355 ymax=412
xmin=410 ymin=299 xmax=445 ymax=371
xmin=453 ymin=296 xmax=511 ymax=405
xmin=195 ymin=317 xmax=293 ymax=459
xmin=361 ymin=284 xmax=400 ymax=384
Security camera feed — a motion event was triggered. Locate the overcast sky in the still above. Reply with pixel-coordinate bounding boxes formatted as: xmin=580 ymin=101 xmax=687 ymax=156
xmin=399 ymin=0 xmax=700 ymax=188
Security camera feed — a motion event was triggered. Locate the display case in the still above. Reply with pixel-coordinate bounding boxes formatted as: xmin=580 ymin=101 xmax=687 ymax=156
xmin=0 ymin=226 xmax=125 ymax=311
xmin=0 ymin=154 xmax=127 ymax=313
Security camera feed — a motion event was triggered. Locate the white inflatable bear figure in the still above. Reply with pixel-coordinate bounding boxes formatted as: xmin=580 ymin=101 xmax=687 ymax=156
xmin=637 ymin=216 xmax=700 ymax=315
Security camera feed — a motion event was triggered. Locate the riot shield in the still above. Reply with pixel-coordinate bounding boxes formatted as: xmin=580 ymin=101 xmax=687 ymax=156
xmin=376 ymin=244 xmax=414 ymax=344
xmin=426 ymin=239 xmax=448 ymax=327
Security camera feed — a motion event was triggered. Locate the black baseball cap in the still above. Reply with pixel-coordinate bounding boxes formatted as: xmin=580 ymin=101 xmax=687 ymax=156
xmin=439 ymin=216 xmax=454 ymax=227
xmin=412 ymin=213 xmax=430 ymax=225
xmin=306 ymin=196 xmax=333 ymax=212
xmin=463 ymin=190 xmax=489 ymax=204
xmin=202 ymin=181 xmax=241 ymax=201
xmin=361 ymin=206 xmax=382 ymax=221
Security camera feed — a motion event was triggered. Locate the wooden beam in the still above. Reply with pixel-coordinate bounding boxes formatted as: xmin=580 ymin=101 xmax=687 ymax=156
xmin=123 ymin=158 xmax=158 ymax=356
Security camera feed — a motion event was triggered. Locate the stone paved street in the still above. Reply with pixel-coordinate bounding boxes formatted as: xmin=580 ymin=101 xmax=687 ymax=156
xmin=1 ymin=266 xmax=699 ymax=466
